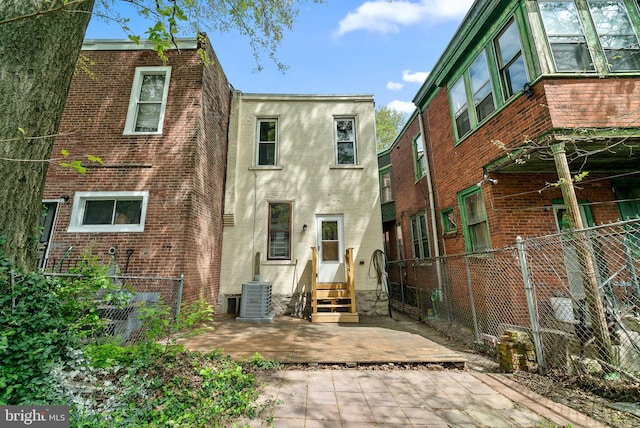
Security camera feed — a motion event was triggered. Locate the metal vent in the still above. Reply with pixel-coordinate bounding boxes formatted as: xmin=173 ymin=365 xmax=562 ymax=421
xmin=236 ymin=281 xmax=275 ymax=323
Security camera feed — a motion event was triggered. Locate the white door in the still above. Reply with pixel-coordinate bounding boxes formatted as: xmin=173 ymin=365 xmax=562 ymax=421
xmin=316 ymin=215 xmax=344 ymax=283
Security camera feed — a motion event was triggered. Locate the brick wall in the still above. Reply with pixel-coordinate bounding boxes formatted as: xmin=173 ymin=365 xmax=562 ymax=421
xmin=42 ymin=37 xmax=231 ymax=308
xmin=390 ymin=77 xmax=635 ymax=259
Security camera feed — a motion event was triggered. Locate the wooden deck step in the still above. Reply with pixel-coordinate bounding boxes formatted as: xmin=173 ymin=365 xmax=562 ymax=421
xmin=315 ymin=290 xmax=351 ymax=299
xmin=311 ymin=312 xmax=360 ymax=323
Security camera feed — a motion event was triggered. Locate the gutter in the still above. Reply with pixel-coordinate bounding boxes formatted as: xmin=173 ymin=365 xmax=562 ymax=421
xmin=416 ymin=109 xmax=443 ymax=295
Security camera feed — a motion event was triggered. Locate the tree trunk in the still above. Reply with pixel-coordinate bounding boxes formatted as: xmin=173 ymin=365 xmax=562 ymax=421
xmin=0 ymin=0 xmax=95 ymax=270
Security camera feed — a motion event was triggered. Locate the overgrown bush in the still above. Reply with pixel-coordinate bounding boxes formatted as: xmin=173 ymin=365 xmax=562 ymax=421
xmin=1 ymin=243 xmax=271 ymax=426
xmin=0 ymin=242 xmax=80 ymax=404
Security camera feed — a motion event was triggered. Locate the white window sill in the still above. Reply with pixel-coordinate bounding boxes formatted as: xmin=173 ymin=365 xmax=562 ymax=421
xmin=67 ymin=225 xmax=145 ymax=233
xmin=330 ymin=165 xmax=363 ymax=170
xmin=249 ymin=166 xmax=283 ymax=171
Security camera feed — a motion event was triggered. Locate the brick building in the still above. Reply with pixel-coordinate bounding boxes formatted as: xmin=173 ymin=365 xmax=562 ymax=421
xmin=41 ymin=36 xmax=232 ymax=306
xmin=383 ymin=0 xmax=640 ymax=271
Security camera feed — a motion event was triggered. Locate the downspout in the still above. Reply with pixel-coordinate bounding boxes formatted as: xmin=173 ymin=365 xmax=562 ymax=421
xmin=416 ymin=108 xmax=443 ymax=295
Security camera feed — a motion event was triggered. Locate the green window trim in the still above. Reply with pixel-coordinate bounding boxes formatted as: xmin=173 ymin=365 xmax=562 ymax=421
xmin=458 ymin=186 xmax=492 ymax=252
xmin=537 ymin=0 xmax=640 ymax=74
xmin=448 ymin=12 xmax=530 ymax=144
xmin=551 ymin=197 xmax=594 ymax=230
xmin=441 ymin=208 xmax=457 ymax=234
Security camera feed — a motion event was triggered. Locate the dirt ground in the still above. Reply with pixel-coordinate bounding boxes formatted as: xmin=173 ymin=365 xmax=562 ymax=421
xmin=419 ymin=322 xmax=640 ymax=428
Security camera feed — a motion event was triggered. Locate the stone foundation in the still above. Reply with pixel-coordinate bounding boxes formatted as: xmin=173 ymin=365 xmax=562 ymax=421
xmin=221 ymin=290 xmax=390 ymax=319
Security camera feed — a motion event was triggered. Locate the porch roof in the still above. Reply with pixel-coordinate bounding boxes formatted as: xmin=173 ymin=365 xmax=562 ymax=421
xmin=485 ymin=129 xmax=640 ymax=175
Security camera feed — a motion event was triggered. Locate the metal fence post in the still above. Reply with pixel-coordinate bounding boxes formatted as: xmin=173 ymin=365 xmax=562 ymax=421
xmin=516 ymin=236 xmax=546 ymax=375
xmin=399 ymin=262 xmax=406 ymax=304
xmin=175 ymin=274 xmax=184 ymax=317
xmin=464 ymin=255 xmax=481 ymax=343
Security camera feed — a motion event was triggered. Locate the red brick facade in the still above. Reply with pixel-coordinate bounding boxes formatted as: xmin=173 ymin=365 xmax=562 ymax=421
xmin=388 ymin=76 xmax=640 ymax=260
xmin=42 ymin=37 xmax=231 ymax=307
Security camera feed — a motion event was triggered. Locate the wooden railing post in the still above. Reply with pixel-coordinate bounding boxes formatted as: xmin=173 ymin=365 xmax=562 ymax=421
xmin=311 ymin=247 xmax=318 ymax=315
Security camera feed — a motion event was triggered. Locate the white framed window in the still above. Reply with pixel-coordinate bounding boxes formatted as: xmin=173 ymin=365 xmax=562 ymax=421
xmin=123 ymin=66 xmax=171 ymax=135
xmin=413 ymin=133 xmax=427 ymax=179
xmin=68 ymin=191 xmax=149 ymax=233
xmin=256 ymin=119 xmax=278 ymax=166
xmin=334 ymin=118 xmax=357 ymax=165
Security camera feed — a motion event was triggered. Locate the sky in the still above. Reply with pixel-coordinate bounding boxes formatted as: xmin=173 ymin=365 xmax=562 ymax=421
xmin=85 ymin=0 xmax=475 ymax=114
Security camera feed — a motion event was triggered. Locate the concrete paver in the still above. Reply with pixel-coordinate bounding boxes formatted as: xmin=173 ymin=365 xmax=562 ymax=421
xmin=184 ymin=314 xmax=607 ymax=427
xmin=247 ymin=369 xmax=573 ymax=427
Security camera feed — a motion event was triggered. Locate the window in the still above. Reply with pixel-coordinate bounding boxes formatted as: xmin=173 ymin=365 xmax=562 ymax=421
xmin=413 ymin=133 xmax=427 ymax=179
xmin=410 ymin=212 xmax=430 ymax=258
xmin=396 ymin=223 xmax=405 ymax=260
xmin=587 ymin=0 xmax=640 ymax=71
xmin=450 ymin=77 xmax=471 ymax=138
xmin=458 ymin=188 xmax=491 ymax=252
xmin=495 ymin=20 xmax=529 ymax=98
xmin=469 ymin=52 xmax=496 ymax=122
xmin=380 ymin=168 xmax=393 ymax=203
xmin=124 ymin=67 xmax=171 ymax=135
xmin=268 ymin=202 xmax=291 ymax=260
xmin=335 ymin=118 xmax=357 ymax=165
xmin=256 ymin=119 xmax=277 ymax=165
xmin=441 ymin=208 xmax=457 ymax=233
xmin=449 ymin=51 xmax=497 ymax=140
xmin=68 ymin=191 xmax=149 ymax=233
xmin=539 ymin=1 xmax=640 ymax=72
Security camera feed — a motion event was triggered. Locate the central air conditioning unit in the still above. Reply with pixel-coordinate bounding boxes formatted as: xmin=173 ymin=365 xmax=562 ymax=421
xmin=236 ymin=281 xmax=275 ymax=322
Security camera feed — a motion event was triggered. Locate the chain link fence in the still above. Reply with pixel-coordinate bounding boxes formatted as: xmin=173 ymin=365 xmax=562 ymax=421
xmin=387 ymin=218 xmax=640 ymax=381
xmin=44 ymin=272 xmax=184 ymax=344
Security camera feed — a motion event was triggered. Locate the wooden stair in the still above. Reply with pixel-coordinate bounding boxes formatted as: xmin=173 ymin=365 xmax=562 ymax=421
xmin=311 ymin=247 xmax=359 ymax=323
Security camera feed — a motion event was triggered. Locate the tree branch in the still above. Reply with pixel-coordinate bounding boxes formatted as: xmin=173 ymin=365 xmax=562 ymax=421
xmin=0 ymin=0 xmax=91 ymax=26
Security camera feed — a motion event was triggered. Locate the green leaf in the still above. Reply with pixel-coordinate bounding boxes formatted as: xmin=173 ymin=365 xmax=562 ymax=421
xmin=61 ymin=149 xmax=69 ymax=157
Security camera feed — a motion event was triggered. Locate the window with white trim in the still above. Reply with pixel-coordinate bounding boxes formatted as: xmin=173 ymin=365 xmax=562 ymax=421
xmin=124 ymin=66 xmax=171 ymax=135
xmin=268 ymin=202 xmax=291 ymax=260
xmin=68 ymin=191 xmax=149 ymax=233
xmin=413 ymin=133 xmax=427 ymax=179
xmin=335 ymin=118 xmax=357 ymax=165
xmin=380 ymin=168 xmax=393 ymax=203
xmin=256 ymin=119 xmax=278 ymax=165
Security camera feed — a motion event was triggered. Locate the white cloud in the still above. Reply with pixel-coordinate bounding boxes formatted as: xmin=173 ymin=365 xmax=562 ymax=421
xmin=386 ymin=81 xmax=404 ymax=91
xmin=335 ymin=0 xmax=474 ymax=37
xmin=402 ymin=69 xmax=429 ymax=84
xmin=387 ymin=100 xmax=416 ymax=114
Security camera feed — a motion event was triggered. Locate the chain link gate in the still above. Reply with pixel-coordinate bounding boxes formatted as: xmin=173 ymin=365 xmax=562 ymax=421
xmin=387 ymin=218 xmax=640 ymax=382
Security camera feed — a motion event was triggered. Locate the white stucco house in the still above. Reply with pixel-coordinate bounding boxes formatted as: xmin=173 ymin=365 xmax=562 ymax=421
xmin=219 ymin=92 xmax=385 ymax=322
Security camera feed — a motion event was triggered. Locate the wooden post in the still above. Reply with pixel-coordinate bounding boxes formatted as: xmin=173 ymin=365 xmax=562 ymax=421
xmin=551 ymin=143 xmax=614 ymax=363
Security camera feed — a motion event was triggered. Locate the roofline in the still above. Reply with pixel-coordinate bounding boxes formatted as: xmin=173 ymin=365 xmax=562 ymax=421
xmin=237 ymin=92 xmax=374 ymax=102
xmin=82 ymin=38 xmax=199 ymax=51
xmin=412 ymin=0 xmax=501 ymax=107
